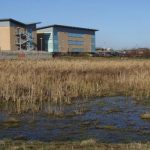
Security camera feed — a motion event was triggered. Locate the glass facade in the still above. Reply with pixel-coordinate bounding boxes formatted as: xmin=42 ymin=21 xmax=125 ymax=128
xmin=27 ymin=28 xmax=33 ymax=49
xmin=53 ymin=29 xmax=59 ymax=52
xmin=43 ymin=33 xmax=50 ymax=51
xmin=37 ymin=27 xmax=55 ymax=52
xmin=68 ymin=32 xmax=84 ymax=46
xmin=71 ymin=48 xmax=84 ymax=52
xmin=91 ymin=35 xmax=96 ymax=52
xmin=68 ymin=40 xmax=84 ymax=46
xmin=37 ymin=27 xmax=96 ymax=53
xmin=68 ymin=33 xmax=84 ymax=38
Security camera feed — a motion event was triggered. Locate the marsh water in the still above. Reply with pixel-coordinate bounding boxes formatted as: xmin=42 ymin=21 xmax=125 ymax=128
xmin=0 ymin=97 xmax=150 ymax=143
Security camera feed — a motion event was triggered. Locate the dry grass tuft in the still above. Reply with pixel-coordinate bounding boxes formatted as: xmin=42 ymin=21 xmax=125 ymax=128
xmin=0 ymin=140 xmax=150 ymax=150
xmin=80 ymin=139 xmax=97 ymax=146
xmin=141 ymin=113 xmax=150 ymax=120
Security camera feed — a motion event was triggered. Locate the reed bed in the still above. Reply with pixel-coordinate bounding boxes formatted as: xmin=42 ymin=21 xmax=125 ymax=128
xmin=0 ymin=59 xmax=150 ymax=113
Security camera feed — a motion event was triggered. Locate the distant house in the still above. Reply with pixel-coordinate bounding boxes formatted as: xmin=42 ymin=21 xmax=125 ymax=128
xmin=36 ymin=25 xmax=98 ymax=53
xmin=122 ymin=48 xmax=150 ymax=57
xmin=0 ymin=18 xmax=38 ymax=51
xmin=96 ymin=47 xmax=117 ymax=56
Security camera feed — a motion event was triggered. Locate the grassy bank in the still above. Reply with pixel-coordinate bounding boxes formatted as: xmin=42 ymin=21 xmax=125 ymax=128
xmin=0 ymin=59 xmax=150 ymax=113
xmin=0 ymin=139 xmax=150 ymax=150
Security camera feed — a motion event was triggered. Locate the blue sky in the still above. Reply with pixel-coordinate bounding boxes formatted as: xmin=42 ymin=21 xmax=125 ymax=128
xmin=0 ymin=0 xmax=150 ymax=49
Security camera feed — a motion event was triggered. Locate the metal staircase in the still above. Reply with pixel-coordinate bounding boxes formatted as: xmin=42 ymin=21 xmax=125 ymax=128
xmin=16 ymin=27 xmax=34 ymax=51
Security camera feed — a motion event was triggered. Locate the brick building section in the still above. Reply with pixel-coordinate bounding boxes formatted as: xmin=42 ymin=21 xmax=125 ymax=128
xmin=83 ymin=34 xmax=92 ymax=52
xmin=36 ymin=25 xmax=98 ymax=53
xmin=0 ymin=19 xmax=37 ymax=51
xmin=58 ymin=32 xmax=92 ymax=53
xmin=58 ymin=32 xmax=68 ymax=52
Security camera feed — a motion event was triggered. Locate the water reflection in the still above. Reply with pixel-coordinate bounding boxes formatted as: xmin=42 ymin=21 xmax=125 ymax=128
xmin=0 ymin=97 xmax=149 ymax=143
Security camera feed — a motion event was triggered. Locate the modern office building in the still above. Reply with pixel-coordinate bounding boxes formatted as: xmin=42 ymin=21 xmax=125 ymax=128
xmin=0 ymin=18 xmax=38 ymax=51
xmin=0 ymin=18 xmax=98 ymax=53
xmin=37 ymin=25 xmax=98 ymax=53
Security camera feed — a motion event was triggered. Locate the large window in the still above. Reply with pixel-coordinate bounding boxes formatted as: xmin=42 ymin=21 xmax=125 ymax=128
xmin=44 ymin=34 xmax=50 ymax=51
xmin=68 ymin=33 xmax=84 ymax=38
xmin=71 ymin=48 xmax=84 ymax=52
xmin=91 ymin=35 xmax=96 ymax=52
xmin=53 ymin=32 xmax=59 ymax=52
xmin=68 ymin=40 xmax=84 ymax=46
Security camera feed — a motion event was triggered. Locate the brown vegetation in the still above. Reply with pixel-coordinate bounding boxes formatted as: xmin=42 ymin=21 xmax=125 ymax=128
xmin=0 ymin=59 xmax=150 ymax=113
xmin=141 ymin=113 xmax=150 ymax=120
xmin=0 ymin=139 xmax=150 ymax=150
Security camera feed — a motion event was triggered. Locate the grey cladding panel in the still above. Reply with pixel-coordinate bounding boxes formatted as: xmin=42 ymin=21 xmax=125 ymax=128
xmin=55 ymin=27 xmax=95 ymax=35
xmin=37 ymin=27 xmax=53 ymax=33
xmin=27 ymin=24 xmax=37 ymax=30
xmin=0 ymin=21 xmax=10 ymax=27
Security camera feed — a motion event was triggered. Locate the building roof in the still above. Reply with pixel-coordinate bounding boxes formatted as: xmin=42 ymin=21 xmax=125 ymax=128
xmin=37 ymin=24 xmax=98 ymax=31
xmin=0 ymin=18 xmax=40 ymax=26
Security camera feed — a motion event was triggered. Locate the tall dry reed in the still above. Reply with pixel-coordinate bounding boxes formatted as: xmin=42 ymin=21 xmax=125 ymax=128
xmin=0 ymin=59 xmax=150 ymax=113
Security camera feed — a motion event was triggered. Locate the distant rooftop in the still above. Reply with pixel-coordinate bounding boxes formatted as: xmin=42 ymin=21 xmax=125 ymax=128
xmin=0 ymin=18 xmax=40 ymax=26
xmin=37 ymin=24 xmax=98 ymax=31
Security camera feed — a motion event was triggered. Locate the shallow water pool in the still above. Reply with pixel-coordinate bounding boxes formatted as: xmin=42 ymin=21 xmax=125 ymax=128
xmin=0 ymin=97 xmax=149 ymax=143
